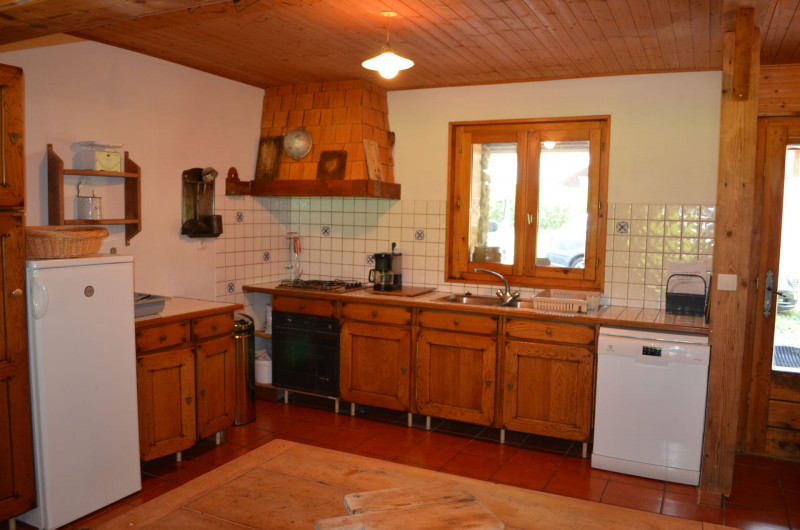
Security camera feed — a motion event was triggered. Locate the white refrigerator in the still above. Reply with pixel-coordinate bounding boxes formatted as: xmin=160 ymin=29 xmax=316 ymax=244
xmin=19 ymin=255 xmax=141 ymax=529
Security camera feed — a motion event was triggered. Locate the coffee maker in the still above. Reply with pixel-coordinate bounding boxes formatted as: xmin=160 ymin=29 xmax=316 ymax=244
xmin=369 ymin=243 xmax=402 ymax=291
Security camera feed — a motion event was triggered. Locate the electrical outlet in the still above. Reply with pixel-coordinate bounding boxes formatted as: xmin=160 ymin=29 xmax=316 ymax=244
xmin=198 ymin=241 xmax=206 ymax=250
xmin=717 ymin=274 xmax=737 ymax=291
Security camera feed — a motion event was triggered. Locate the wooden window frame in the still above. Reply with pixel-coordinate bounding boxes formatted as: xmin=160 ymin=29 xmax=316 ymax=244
xmin=445 ymin=116 xmax=609 ymax=291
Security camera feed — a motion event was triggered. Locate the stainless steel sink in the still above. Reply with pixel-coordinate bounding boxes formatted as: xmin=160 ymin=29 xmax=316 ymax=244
xmin=434 ymin=294 xmax=505 ymax=306
xmin=506 ymin=299 xmax=535 ymax=309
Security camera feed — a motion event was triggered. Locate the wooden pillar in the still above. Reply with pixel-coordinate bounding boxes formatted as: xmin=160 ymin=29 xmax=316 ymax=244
xmin=700 ymin=7 xmax=760 ymax=505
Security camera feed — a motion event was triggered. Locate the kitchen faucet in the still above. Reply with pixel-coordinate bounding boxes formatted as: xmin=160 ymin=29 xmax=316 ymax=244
xmin=474 ymin=268 xmax=520 ymax=305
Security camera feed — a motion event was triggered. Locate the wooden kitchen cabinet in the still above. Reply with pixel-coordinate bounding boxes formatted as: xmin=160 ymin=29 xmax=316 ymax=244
xmin=340 ymin=303 xmax=412 ymax=411
xmin=136 ymin=310 xmax=235 ymax=461
xmin=0 ymin=63 xmax=35 ymax=521
xmin=416 ymin=311 xmax=498 ymax=426
xmin=503 ymin=318 xmax=595 ymax=442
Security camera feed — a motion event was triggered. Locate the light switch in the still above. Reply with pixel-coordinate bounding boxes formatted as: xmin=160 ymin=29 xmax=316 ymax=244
xmin=717 ymin=274 xmax=738 ymax=291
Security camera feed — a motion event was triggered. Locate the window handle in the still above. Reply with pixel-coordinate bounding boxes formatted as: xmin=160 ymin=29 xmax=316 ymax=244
xmin=527 ymin=213 xmax=533 ymax=225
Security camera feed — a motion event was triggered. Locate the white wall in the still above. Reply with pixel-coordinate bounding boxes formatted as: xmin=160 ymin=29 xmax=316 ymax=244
xmin=0 ymin=40 xmax=264 ymax=299
xmin=388 ymin=72 xmax=722 ymax=204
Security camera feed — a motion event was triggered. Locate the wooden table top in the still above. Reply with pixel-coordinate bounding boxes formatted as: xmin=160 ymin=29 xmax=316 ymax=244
xmin=99 ymin=439 xmax=728 ymax=529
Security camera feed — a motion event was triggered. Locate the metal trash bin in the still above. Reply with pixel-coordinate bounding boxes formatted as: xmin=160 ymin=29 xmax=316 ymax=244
xmin=233 ymin=313 xmax=256 ymax=425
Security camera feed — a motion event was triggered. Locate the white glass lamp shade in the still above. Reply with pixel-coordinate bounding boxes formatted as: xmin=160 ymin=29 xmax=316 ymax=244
xmin=362 ymin=42 xmax=414 ymax=79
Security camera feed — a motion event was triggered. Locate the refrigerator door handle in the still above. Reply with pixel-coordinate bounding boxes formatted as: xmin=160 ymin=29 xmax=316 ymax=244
xmin=30 ymin=274 xmax=48 ymax=319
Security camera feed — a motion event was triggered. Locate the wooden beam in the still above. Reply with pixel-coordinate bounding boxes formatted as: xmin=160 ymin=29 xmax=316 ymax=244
xmin=700 ymin=7 xmax=760 ymax=505
xmin=732 ymin=7 xmax=755 ymax=100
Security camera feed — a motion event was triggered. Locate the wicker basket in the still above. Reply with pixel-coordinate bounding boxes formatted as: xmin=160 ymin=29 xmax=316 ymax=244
xmin=26 ymin=226 xmax=109 ymax=259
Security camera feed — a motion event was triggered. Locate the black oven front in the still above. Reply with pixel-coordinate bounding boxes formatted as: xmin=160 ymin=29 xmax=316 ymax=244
xmin=271 ymin=311 xmax=339 ymax=397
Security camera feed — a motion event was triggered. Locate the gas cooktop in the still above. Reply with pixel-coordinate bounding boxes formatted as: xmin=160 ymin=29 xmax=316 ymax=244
xmin=278 ymin=279 xmax=364 ymax=291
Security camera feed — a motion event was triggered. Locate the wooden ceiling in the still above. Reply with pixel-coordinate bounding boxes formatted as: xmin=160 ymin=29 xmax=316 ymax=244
xmin=0 ymin=0 xmax=798 ymax=90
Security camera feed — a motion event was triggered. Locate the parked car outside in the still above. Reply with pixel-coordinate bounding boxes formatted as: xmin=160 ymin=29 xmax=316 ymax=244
xmin=777 ymin=274 xmax=798 ymax=313
xmin=546 ymin=216 xmax=587 ymax=269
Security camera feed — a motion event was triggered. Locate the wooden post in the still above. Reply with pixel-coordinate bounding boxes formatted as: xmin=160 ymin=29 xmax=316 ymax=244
xmin=700 ymin=7 xmax=759 ymax=505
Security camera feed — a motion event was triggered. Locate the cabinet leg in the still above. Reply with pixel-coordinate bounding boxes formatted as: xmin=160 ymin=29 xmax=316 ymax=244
xmin=215 ymin=431 xmax=225 ymax=445
xmin=10 ymin=518 xmax=17 ymax=530
xmin=425 ymin=416 xmax=431 ymax=430
xmin=582 ymin=442 xmax=588 ymax=459
xmin=176 ymin=451 xmax=182 ymax=462
xmin=500 ymin=429 xmax=506 ymax=445
xmin=350 ymin=403 xmax=356 ymax=416
xmin=283 ymin=390 xmax=289 ymax=404
xmin=334 ymin=398 xmax=340 ymax=413
xmin=407 ymin=413 xmax=412 ymax=427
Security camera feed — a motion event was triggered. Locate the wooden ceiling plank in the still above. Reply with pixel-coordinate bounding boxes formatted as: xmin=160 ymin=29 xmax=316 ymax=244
xmin=689 ymin=0 xmax=713 ymax=69
xmin=643 ymin=0 xmax=681 ymax=69
xmin=769 ymin=0 xmax=800 ymax=63
xmin=707 ymin=0 xmax=725 ymax=67
xmin=756 ymin=0 xmax=784 ymax=62
xmin=584 ymin=0 xmax=640 ymax=72
xmin=669 ymin=0 xmax=699 ymax=69
xmin=501 ymin=0 xmax=577 ymax=77
xmin=603 ymin=0 xmax=652 ymax=71
xmin=0 ymin=0 xmax=228 ymax=45
xmin=564 ymin=0 xmax=626 ymax=73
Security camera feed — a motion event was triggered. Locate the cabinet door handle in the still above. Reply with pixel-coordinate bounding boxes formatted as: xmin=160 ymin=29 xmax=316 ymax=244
xmin=185 ymin=396 xmax=192 ymax=405
xmin=212 ymin=324 xmax=219 ymax=331
xmin=453 ymin=319 xmax=459 ymax=326
xmin=372 ymin=310 xmax=378 ymax=318
xmin=545 ymin=328 xmax=552 ymax=335
xmin=160 ymin=334 xmax=168 ymax=342
xmin=485 ymin=379 xmax=492 ymax=387
xmin=507 ymin=383 xmax=514 ymax=391
xmin=300 ymin=303 xmax=306 ymax=309
xmin=401 ymin=367 xmax=407 ymax=375
xmin=200 ymin=389 xmax=206 ymax=398
xmin=11 ymin=288 xmax=22 ymax=297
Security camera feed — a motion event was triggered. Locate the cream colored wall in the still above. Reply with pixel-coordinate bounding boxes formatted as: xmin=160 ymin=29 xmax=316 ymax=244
xmin=0 ymin=40 xmax=264 ymax=299
xmin=387 ymin=72 xmax=722 ymax=204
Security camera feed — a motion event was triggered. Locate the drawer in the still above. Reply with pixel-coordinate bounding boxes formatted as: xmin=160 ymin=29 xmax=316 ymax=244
xmin=418 ymin=310 xmax=497 ymax=334
xmin=136 ymin=322 xmax=189 ymax=353
xmin=505 ymin=318 xmax=595 ymax=345
xmin=273 ymin=295 xmax=336 ymax=317
xmin=192 ymin=313 xmax=234 ymax=341
xmin=342 ymin=303 xmax=411 ymax=325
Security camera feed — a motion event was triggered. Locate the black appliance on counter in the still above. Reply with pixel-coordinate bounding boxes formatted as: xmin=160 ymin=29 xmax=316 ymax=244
xmin=370 ymin=243 xmax=403 ymax=292
xmin=271 ymin=311 xmax=339 ymax=397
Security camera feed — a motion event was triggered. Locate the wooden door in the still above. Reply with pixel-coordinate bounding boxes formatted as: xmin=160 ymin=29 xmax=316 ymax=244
xmin=416 ymin=329 xmax=496 ymax=425
xmin=136 ymin=347 xmax=196 ymax=461
xmin=195 ymin=336 xmax=235 ymax=439
xmin=745 ymin=117 xmax=800 ymax=459
xmin=340 ymin=321 xmax=411 ymax=411
xmin=503 ymin=340 xmax=593 ymax=441
xmin=0 ymin=65 xmax=24 ymax=209
xmin=0 ymin=214 xmax=34 ymax=519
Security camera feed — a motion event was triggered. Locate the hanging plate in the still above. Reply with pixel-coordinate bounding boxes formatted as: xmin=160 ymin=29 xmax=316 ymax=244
xmin=283 ymin=127 xmax=312 ymax=160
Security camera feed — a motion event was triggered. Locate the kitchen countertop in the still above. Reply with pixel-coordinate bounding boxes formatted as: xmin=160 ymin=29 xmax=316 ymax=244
xmin=243 ymin=283 xmax=708 ymax=335
xmin=134 ymin=297 xmax=243 ymax=328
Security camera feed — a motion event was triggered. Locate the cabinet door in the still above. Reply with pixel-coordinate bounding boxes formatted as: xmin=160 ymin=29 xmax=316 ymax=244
xmin=136 ymin=347 xmax=196 ymax=461
xmin=503 ymin=340 xmax=594 ymax=441
xmin=195 ymin=335 xmax=235 ymax=439
xmin=416 ymin=329 xmax=497 ymax=425
xmin=340 ymin=321 xmax=411 ymax=411
xmin=0 ymin=214 xmax=34 ymax=518
xmin=0 ymin=66 xmax=25 ymax=209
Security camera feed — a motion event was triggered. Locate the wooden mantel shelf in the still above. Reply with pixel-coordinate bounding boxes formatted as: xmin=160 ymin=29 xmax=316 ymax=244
xmin=226 ymin=177 xmax=400 ymax=199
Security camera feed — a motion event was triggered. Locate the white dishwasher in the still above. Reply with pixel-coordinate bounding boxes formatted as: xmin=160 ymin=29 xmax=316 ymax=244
xmin=591 ymin=326 xmax=710 ymax=486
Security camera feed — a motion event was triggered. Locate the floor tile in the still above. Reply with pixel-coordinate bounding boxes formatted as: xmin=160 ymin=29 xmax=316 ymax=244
xmin=734 ymin=462 xmax=781 ymax=487
xmin=600 ymin=481 xmax=664 ymax=513
xmin=395 ymin=443 xmax=459 ymax=469
xmin=725 ymin=503 xmax=791 ymax=530
xmin=506 ymin=447 xmax=564 ymax=470
xmin=727 ymin=481 xmax=787 ymax=510
xmin=544 ymin=470 xmax=607 ymax=502
xmin=356 ymin=433 xmax=418 ymax=459
xmin=735 ymin=453 xmax=778 ymax=469
xmin=491 ymin=460 xmax=554 ymax=490
xmin=661 ymin=491 xmax=724 ymax=525
xmin=316 ymin=426 xmax=375 ymax=449
xmin=558 ymin=455 xmax=611 ymax=479
xmin=461 ymin=438 xmax=515 ymax=461
xmin=609 ymin=472 xmax=667 ymax=490
xmin=441 ymin=452 xmax=504 ymax=480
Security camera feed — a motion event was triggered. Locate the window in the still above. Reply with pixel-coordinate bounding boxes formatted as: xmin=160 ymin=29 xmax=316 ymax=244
xmin=446 ymin=116 xmax=609 ymax=291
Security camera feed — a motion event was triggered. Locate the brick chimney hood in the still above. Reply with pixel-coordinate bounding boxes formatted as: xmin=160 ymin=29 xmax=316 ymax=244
xmin=226 ymin=80 xmax=400 ymax=199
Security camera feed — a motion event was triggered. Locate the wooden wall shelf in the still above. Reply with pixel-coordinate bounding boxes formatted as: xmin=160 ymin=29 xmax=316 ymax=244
xmin=225 ymin=177 xmax=400 ymax=199
xmin=47 ymin=144 xmax=142 ymax=245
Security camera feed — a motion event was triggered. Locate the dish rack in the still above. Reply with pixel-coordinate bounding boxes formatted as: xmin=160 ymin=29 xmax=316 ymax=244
xmin=531 ymin=290 xmax=588 ymax=313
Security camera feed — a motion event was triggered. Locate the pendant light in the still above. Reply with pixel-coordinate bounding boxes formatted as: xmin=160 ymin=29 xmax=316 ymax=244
xmin=362 ymin=11 xmax=414 ymax=79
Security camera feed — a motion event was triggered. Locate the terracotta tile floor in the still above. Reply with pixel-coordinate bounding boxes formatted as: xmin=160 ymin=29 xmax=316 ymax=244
xmin=11 ymin=396 xmax=800 ymax=529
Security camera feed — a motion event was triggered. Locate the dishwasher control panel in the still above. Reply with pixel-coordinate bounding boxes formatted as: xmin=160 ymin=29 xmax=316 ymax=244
xmin=642 ymin=346 xmax=662 ymax=357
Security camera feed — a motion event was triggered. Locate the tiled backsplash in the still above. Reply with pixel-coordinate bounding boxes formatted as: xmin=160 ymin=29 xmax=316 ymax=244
xmin=216 ymin=194 xmax=714 ymax=311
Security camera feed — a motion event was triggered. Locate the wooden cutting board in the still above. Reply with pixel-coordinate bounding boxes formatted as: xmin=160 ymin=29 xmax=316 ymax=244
xmin=255 ymin=135 xmax=283 ymax=180
xmin=368 ymin=286 xmax=435 ymax=297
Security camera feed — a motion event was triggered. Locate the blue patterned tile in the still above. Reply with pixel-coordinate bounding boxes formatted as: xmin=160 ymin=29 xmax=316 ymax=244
xmin=366 ymin=254 xmax=375 ymax=265
xmin=321 ymin=225 xmax=331 ymax=236
xmin=236 ymin=211 xmax=244 ymax=223
xmin=615 ymin=221 xmax=630 ymax=234
xmin=263 ymin=251 xmax=270 ymax=262
xmin=226 ymin=282 xmax=235 ymax=294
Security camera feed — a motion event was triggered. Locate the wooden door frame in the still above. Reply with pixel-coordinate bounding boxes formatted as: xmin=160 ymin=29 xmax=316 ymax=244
xmin=743 ymin=117 xmax=800 ymax=454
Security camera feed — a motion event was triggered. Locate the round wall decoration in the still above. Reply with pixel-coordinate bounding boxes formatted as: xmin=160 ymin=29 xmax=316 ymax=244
xmin=283 ymin=127 xmax=312 ymax=160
